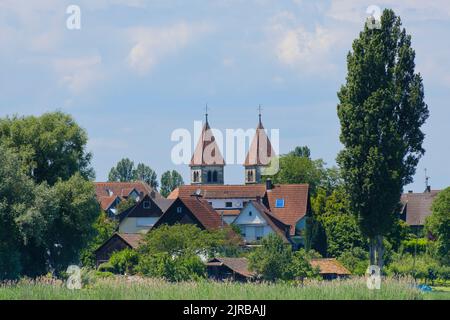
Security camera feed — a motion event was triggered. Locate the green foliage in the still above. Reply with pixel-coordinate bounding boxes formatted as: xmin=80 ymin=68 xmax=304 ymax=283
xmin=0 ymin=145 xmax=99 ymax=279
xmin=387 ymin=253 xmax=450 ymax=283
xmin=108 ymin=159 xmax=159 ymax=189
xmin=338 ymin=247 xmax=369 ymax=276
xmin=249 ymin=234 xmax=298 ymax=281
xmin=108 ymin=158 xmax=135 ymax=182
xmin=0 ymin=112 xmax=94 ymax=185
xmin=288 ymin=146 xmax=311 ymax=158
xmin=108 ymin=249 xmax=140 ymax=275
xmin=139 ymin=224 xmax=238 ymax=257
xmin=116 ymin=197 xmax=136 ymax=214
xmin=137 ymin=252 xmax=205 ymax=282
xmin=80 ymin=211 xmax=118 ymax=268
xmin=264 ymin=154 xmax=325 ymax=195
xmin=401 ymin=238 xmax=430 ymax=255
xmin=290 ymin=249 xmax=320 ymax=281
xmin=425 ymin=187 xmax=450 ymax=265
xmin=311 ymin=187 xmax=365 ymax=258
xmin=336 ymin=10 xmax=428 ymax=267
xmin=160 ymin=170 xmax=184 ymax=197
xmin=134 ymin=163 xmax=159 ymax=189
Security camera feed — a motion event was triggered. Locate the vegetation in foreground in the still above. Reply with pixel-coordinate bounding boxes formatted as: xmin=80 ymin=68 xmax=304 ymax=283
xmin=0 ymin=276 xmax=430 ymax=300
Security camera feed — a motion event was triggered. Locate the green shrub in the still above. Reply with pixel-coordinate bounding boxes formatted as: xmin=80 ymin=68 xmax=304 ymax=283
xmin=338 ymin=247 xmax=369 ymax=276
xmin=401 ymin=238 xmax=430 ymax=255
xmin=98 ymin=262 xmax=115 ymax=273
xmin=108 ymin=249 xmax=139 ymax=275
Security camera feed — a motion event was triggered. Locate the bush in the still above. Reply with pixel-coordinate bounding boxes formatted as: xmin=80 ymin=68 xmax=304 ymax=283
xmin=108 ymin=249 xmax=139 ymax=275
xmin=401 ymin=238 xmax=430 ymax=255
xmin=338 ymin=247 xmax=369 ymax=276
xmin=97 ymin=262 xmax=115 ymax=273
xmin=136 ymin=252 xmax=205 ymax=282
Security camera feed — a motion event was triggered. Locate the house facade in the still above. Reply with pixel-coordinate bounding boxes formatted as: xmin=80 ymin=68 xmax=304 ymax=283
xmin=118 ymin=194 xmax=173 ymax=234
xmin=95 ymin=181 xmax=161 ymax=217
xmin=400 ymin=188 xmax=441 ymax=227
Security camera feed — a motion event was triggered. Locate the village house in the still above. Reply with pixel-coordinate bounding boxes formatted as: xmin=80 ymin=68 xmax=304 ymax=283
xmin=400 ymin=187 xmax=441 ymax=228
xmin=118 ymin=194 xmax=174 ymax=234
xmin=95 ymin=233 xmax=144 ymax=266
xmin=94 ymin=181 xmax=161 ymax=217
xmin=206 ymin=257 xmax=255 ymax=282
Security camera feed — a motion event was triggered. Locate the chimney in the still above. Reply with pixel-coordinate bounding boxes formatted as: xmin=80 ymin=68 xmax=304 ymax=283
xmin=265 ymin=178 xmax=273 ymax=191
xmin=425 ymin=185 xmax=431 ymax=193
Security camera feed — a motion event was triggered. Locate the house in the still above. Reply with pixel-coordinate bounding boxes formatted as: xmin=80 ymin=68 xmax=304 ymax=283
xmin=310 ymin=258 xmax=351 ymax=280
xmin=206 ymin=257 xmax=255 ymax=282
xmin=233 ymin=200 xmax=291 ymax=244
xmin=168 ymin=180 xmax=311 ymax=246
xmin=117 ymin=194 xmax=174 ymax=234
xmin=152 ymin=195 xmax=227 ymax=231
xmin=94 ymin=181 xmax=161 ymax=217
xmin=95 ymin=233 xmax=144 ymax=266
xmin=400 ymin=188 xmax=441 ymax=227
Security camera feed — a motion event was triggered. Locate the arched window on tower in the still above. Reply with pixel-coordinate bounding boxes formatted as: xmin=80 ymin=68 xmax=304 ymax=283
xmin=193 ymin=170 xmax=200 ymax=183
xmin=247 ymin=170 xmax=254 ymax=183
xmin=213 ymin=170 xmax=218 ymax=182
xmin=207 ymin=171 xmax=212 ymax=183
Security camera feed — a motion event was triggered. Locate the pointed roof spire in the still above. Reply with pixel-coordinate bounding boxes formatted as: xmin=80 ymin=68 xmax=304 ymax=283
xmin=258 ymin=104 xmax=262 ymax=128
xmin=244 ymin=108 xmax=276 ymax=166
xmin=190 ymin=109 xmax=225 ymax=167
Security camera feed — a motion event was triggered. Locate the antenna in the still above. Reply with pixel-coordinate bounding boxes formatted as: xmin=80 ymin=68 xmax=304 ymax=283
xmin=258 ymin=104 xmax=262 ymax=125
xmin=205 ymin=103 xmax=209 ymax=123
xmin=425 ymin=168 xmax=431 ymax=192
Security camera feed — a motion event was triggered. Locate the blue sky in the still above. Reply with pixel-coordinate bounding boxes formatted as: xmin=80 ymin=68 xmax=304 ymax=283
xmin=0 ymin=0 xmax=449 ymax=191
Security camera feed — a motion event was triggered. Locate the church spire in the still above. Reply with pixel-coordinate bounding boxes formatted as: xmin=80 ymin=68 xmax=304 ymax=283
xmin=258 ymin=104 xmax=262 ymax=128
xmin=205 ymin=103 xmax=209 ymax=124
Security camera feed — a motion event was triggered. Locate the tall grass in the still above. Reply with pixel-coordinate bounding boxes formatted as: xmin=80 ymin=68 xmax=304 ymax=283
xmin=0 ymin=276 xmax=423 ymax=300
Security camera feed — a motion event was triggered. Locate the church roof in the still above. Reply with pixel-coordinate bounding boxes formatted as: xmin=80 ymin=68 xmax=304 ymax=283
xmin=190 ymin=120 xmax=225 ymax=166
xmin=244 ymin=118 xmax=276 ymax=166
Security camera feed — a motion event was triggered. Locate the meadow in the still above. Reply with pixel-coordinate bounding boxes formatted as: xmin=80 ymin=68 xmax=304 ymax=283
xmin=1 ymin=276 xmax=445 ymax=300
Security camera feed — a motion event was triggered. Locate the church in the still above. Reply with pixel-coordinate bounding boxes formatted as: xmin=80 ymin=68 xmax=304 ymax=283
xmin=189 ymin=110 xmax=276 ymax=185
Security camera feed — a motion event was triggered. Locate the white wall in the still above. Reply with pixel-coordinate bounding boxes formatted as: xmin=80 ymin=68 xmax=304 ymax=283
xmin=207 ymin=198 xmax=254 ymax=209
xmin=118 ymin=217 xmax=159 ymax=234
xmin=232 ymin=203 xmax=275 ymax=243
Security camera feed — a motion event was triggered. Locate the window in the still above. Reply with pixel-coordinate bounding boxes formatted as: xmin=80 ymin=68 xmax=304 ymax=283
xmin=243 ymin=201 xmax=248 ymax=207
xmin=207 ymin=171 xmax=212 ymax=182
xmin=208 ymin=202 xmax=213 ymax=206
xmin=193 ymin=170 xmax=200 ymax=183
xmin=225 ymin=202 xmax=233 ymax=208
xmin=136 ymin=218 xmax=153 ymax=227
xmin=275 ymin=198 xmax=285 ymax=208
xmin=246 ymin=169 xmax=255 ymax=183
xmin=255 ymin=226 xmax=264 ymax=240
xmin=249 ymin=211 xmax=252 ymax=216
xmin=212 ymin=170 xmax=218 ymax=182
xmin=177 ymin=207 xmax=182 ymax=213
xmin=143 ymin=201 xmax=151 ymax=209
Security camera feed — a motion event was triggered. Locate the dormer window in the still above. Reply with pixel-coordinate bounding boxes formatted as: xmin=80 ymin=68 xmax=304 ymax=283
xmin=143 ymin=201 xmax=151 ymax=209
xmin=225 ymin=202 xmax=232 ymax=208
xmin=177 ymin=207 xmax=182 ymax=213
xmin=275 ymin=198 xmax=285 ymax=208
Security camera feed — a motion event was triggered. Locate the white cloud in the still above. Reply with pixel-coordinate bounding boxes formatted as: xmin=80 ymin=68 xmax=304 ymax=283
xmin=54 ymin=55 xmax=103 ymax=94
xmin=126 ymin=22 xmax=211 ymax=75
xmin=266 ymin=11 xmax=350 ymax=74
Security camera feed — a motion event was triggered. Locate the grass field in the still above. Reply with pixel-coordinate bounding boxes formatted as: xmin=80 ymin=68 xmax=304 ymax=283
xmin=1 ymin=276 xmax=446 ymax=300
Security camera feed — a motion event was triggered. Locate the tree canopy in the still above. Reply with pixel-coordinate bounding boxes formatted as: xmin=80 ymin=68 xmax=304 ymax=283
xmin=336 ymin=9 xmax=428 ymax=268
xmin=160 ymin=170 xmax=184 ymax=197
xmin=108 ymin=158 xmax=159 ymax=189
xmin=0 ymin=112 xmax=94 ymax=185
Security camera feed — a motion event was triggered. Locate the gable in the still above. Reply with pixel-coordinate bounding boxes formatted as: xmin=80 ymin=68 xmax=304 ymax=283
xmin=127 ymin=195 xmax=164 ymax=218
xmin=234 ymin=203 xmax=268 ymax=225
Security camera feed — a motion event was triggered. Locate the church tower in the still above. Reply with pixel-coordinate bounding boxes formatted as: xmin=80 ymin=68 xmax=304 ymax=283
xmin=244 ymin=108 xmax=276 ymax=184
xmin=190 ymin=110 xmax=225 ymax=185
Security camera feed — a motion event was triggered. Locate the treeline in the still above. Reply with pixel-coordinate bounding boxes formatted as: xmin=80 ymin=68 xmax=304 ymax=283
xmin=107 ymin=158 xmax=184 ymax=197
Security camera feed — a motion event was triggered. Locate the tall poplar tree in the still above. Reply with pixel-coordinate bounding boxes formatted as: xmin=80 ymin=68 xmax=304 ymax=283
xmin=337 ymin=9 xmax=428 ymax=269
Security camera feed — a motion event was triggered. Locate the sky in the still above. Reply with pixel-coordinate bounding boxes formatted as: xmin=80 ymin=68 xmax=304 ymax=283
xmin=0 ymin=0 xmax=449 ymax=192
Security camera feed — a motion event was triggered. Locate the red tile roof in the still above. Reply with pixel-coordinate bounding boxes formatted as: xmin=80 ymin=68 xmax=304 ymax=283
xmin=190 ymin=121 xmax=225 ymax=166
xmin=400 ymin=190 xmax=441 ymax=226
xmin=179 ymin=196 xmax=226 ymax=230
xmin=207 ymin=257 xmax=255 ymax=278
xmin=116 ymin=233 xmax=145 ymax=249
xmin=310 ymin=258 xmax=351 ymax=276
xmin=265 ymin=184 xmax=310 ymax=235
xmin=94 ymin=181 xmax=161 ymax=210
xmin=215 ymin=209 xmax=241 ymax=216
xmin=168 ymin=184 xmax=266 ymax=199
xmin=99 ymin=195 xmax=120 ymax=211
xmin=169 ymin=184 xmax=310 ymax=236
xmin=244 ymin=120 xmax=276 ymax=166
